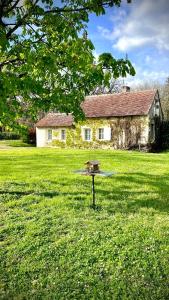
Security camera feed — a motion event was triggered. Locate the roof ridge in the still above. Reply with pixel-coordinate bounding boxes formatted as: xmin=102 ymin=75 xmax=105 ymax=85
xmin=86 ymin=89 xmax=156 ymax=98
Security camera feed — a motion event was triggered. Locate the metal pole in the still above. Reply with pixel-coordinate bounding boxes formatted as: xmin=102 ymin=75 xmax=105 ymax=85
xmin=92 ymin=175 xmax=95 ymax=208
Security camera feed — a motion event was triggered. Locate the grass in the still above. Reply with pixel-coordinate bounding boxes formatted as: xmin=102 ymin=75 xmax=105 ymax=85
xmin=0 ymin=140 xmax=33 ymax=148
xmin=0 ymin=148 xmax=169 ymax=299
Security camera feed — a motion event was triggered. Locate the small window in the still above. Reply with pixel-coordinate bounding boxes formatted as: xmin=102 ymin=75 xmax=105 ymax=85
xmin=61 ymin=129 xmax=66 ymax=141
xmin=98 ymin=128 xmax=104 ymax=140
xmin=84 ymin=128 xmax=91 ymax=141
xmin=47 ymin=129 xmax=52 ymax=140
xmin=149 ymin=123 xmax=155 ymax=141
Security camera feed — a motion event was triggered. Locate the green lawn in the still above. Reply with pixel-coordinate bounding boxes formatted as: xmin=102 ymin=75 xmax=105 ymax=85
xmin=0 ymin=148 xmax=169 ymax=299
xmin=0 ymin=140 xmax=32 ymax=148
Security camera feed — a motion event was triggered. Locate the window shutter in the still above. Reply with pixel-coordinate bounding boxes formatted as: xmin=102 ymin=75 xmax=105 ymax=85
xmin=104 ymin=127 xmax=111 ymax=140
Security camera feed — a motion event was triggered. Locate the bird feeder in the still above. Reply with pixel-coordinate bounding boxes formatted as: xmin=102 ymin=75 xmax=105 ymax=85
xmin=85 ymin=160 xmax=100 ymax=173
xmin=74 ymin=160 xmax=115 ymax=208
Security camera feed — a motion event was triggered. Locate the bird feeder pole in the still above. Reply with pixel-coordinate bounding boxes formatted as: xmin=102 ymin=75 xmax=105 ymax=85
xmin=74 ymin=160 xmax=114 ymax=209
xmin=92 ymin=174 xmax=95 ymax=208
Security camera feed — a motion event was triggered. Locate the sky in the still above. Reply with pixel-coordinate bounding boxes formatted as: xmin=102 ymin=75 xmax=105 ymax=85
xmin=87 ymin=0 xmax=169 ymax=87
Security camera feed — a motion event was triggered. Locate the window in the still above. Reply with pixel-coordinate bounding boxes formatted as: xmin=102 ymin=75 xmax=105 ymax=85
xmin=84 ymin=128 xmax=91 ymax=141
xmin=47 ymin=129 xmax=52 ymax=140
xmin=98 ymin=128 xmax=104 ymax=140
xmin=61 ymin=129 xmax=66 ymax=141
xmin=150 ymin=123 xmax=155 ymax=141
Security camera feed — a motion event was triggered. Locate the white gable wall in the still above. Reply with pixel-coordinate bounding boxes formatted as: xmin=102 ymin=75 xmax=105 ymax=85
xmin=36 ymin=128 xmax=47 ymax=147
xmin=36 ymin=127 xmax=68 ymax=147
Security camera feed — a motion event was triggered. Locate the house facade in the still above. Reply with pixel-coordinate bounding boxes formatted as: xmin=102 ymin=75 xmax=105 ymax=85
xmin=36 ymin=89 xmax=163 ymax=149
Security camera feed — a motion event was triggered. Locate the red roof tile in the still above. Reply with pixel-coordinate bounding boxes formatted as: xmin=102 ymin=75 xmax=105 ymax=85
xmin=82 ymin=90 xmax=156 ymax=118
xmin=36 ymin=90 xmax=157 ymax=127
xmin=36 ymin=113 xmax=73 ymax=128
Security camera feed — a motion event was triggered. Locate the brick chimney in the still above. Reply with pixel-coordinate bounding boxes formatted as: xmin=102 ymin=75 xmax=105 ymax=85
xmin=122 ymin=85 xmax=130 ymax=92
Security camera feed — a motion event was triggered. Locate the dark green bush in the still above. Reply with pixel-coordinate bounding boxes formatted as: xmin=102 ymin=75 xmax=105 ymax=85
xmin=24 ymin=128 xmax=36 ymax=145
xmin=153 ymin=120 xmax=169 ymax=151
xmin=0 ymin=132 xmax=21 ymax=140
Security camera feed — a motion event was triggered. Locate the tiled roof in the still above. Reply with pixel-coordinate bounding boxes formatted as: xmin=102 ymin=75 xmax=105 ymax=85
xmin=36 ymin=90 xmax=157 ymax=127
xmin=35 ymin=113 xmax=73 ymax=128
xmin=82 ymin=90 xmax=157 ymax=118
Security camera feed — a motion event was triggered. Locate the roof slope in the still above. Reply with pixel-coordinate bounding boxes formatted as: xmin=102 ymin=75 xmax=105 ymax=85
xmin=82 ymin=90 xmax=156 ymax=118
xmin=36 ymin=113 xmax=73 ymax=128
xmin=36 ymin=90 xmax=157 ymax=127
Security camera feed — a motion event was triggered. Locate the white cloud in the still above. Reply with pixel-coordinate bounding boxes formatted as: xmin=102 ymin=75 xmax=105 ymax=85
xmin=97 ymin=26 xmax=112 ymax=39
xmin=109 ymin=9 xmax=127 ymax=22
xmin=114 ymin=36 xmax=153 ymax=52
xmin=98 ymin=0 xmax=169 ymax=52
xmin=126 ymin=67 xmax=169 ymax=87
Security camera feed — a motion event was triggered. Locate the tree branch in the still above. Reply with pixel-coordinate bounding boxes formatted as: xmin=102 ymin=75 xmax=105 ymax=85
xmin=6 ymin=11 xmax=29 ymax=38
xmin=4 ymin=0 xmax=21 ymax=15
xmin=6 ymin=0 xmax=39 ymax=38
xmin=44 ymin=1 xmax=115 ymax=14
xmin=0 ymin=58 xmax=19 ymax=67
xmin=31 ymin=33 xmax=47 ymax=45
xmin=0 ymin=57 xmax=24 ymax=70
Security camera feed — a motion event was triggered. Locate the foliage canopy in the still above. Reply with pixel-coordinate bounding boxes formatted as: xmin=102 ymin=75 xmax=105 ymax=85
xmin=0 ymin=0 xmax=135 ymax=126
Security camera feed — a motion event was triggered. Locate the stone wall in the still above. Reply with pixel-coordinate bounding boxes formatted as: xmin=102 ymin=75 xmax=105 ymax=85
xmin=49 ymin=116 xmax=149 ymax=149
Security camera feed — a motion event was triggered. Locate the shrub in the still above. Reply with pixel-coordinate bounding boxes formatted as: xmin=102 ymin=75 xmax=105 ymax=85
xmin=25 ymin=128 xmax=36 ymax=145
xmin=159 ymin=121 xmax=169 ymax=150
xmin=0 ymin=132 xmax=20 ymax=140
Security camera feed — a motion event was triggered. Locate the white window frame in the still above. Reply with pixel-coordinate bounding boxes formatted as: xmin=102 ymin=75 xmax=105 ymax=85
xmin=47 ymin=129 xmax=52 ymax=141
xmin=61 ymin=129 xmax=66 ymax=141
xmin=97 ymin=126 xmax=111 ymax=141
xmin=83 ymin=128 xmax=92 ymax=141
xmin=98 ymin=128 xmax=104 ymax=140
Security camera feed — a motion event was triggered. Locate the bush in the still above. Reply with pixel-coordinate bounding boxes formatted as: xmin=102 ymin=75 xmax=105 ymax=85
xmin=147 ymin=117 xmax=169 ymax=152
xmin=159 ymin=121 xmax=169 ymax=150
xmin=149 ymin=120 xmax=169 ymax=151
xmin=25 ymin=128 xmax=36 ymax=145
xmin=0 ymin=132 xmax=21 ymax=140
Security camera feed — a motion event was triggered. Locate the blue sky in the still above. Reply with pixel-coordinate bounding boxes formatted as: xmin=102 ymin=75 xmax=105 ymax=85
xmin=87 ymin=0 xmax=169 ymax=87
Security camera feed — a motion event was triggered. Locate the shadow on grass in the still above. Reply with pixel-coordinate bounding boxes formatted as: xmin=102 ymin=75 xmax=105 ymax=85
xmin=1 ymin=172 xmax=169 ymax=213
xmin=96 ymin=172 xmax=169 ymax=214
xmin=0 ymin=190 xmax=60 ymax=198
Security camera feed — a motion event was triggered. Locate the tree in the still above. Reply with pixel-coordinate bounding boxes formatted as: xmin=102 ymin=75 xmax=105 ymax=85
xmin=0 ymin=0 xmax=135 ymax=127
xmin=132 ymin=80 xmax=162 ymax=92
xmin=161 ymin=77 xmax=169 ymax=120
xmin=91 ymin=77 xmax=123 ymax=95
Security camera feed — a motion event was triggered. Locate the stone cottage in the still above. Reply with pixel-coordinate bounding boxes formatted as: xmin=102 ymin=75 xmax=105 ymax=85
xmin=35 ymin=88 xmax=163 ymax=149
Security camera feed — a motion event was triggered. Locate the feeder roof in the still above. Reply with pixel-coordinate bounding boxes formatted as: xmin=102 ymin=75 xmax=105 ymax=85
xmin=85 ymin=160 xmax=100 ymax=165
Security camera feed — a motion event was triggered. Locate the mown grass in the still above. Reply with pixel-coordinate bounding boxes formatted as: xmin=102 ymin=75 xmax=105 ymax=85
xmin=0 ymin=148 xmax=169 ymax=299
xmin=0 ymin=140 xmax=32 ymax=148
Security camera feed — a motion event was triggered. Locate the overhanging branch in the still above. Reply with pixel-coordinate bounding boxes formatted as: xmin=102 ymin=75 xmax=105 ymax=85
xmin=44 ymin=1 xmax=115 ymax=14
